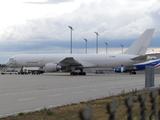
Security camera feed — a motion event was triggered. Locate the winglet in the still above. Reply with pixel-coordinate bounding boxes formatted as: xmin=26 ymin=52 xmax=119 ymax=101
xmin=123 ymin=29 xmax=155 ymax=55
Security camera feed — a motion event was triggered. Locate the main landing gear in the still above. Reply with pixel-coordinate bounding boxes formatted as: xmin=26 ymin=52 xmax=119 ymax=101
xmin=130 ymin=71 xmax=136 ymax=75
xmin=70 ymin=72 xmax=86 ymax=76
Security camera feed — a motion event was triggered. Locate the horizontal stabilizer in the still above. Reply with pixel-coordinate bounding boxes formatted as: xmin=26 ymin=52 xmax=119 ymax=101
xmin=131 ymin=55 xmax=147 ymax=61
xmin=131 ymin=55 xmax=156 ymax=61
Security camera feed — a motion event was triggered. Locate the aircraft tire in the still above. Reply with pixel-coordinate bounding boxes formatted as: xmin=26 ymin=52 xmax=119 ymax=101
xmin=79 ymin=72 xmax=82 ymax=75
xmin=78 ymin=72 xmax=86 ymax=75
xmin=70 ymin=72 xmax=73 ymax=76
xmin=70 ymin=72 xmax=78 ymax=76
xmin=75 ymin=72 xmax=78 ymax=75
xmin=82 ymin=72 xmax=86 ymax=75
xmin=70 ymin=72 xmax=74 ymax=76
xmin=131 ymin=71 xmax=136 ymax=74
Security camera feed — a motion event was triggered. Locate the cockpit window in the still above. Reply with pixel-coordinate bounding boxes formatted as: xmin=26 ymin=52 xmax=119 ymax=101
xmin=9 ymin=58 xmax=14 ymax=62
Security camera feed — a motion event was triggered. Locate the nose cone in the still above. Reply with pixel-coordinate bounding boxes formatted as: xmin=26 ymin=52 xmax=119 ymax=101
xmin=5 ymin=60 xmax=10 ymax=65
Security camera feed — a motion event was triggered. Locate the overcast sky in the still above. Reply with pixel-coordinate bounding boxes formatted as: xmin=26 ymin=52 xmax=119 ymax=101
xmin=0 ymin=0 xmax=160 ymax=63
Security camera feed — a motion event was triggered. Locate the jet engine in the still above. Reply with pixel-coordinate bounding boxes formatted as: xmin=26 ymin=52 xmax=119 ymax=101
xmin=114 ymin=67 xmax=125 ymax=73
xmin=45 ymin=63 xmax=62 ymax=72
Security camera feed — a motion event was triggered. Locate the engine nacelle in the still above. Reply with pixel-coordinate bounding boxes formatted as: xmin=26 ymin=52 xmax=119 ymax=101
xmin=114 ymin=67 xmax=124 ymax=73
xmin=45 ymin=63 xmax=62 ymax=72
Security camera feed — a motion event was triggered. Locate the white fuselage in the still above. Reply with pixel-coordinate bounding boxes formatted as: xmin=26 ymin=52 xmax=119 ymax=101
xmin=9 ymin=54 xmax=139 ymax=69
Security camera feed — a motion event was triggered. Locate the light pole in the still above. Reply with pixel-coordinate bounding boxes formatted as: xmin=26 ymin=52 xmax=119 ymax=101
xmin=84 ymin=38 xmax=88 ymax=54
xmin=105 ymin=42 xmax=108 ymax=54
xmin=121 ymin=44 xmax=123 ymax=53
xmin=68 ymin=26 xmax=74 ymax=54
xmin=95 ymin=32 xmax=99 ymax=54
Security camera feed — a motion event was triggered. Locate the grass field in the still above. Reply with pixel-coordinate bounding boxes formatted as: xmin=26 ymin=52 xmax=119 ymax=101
xmin=0 ymin=89 xmax=159 ymax=120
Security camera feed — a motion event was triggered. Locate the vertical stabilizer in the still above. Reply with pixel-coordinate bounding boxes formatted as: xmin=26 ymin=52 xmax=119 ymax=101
xmin=123 ymin=29 xmax=155 ymax=55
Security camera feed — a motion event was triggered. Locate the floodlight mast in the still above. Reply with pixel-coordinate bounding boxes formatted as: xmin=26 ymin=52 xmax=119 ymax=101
xmin=94 ymin=32 xmax=99 ymax=54
xmin=84 ymin=38 xmax=88 ymax=54
xmin=68 ymin=26 xmax=74 ymax=54
xmin=121 ymin=44 xmax=123 ymax=53
xmin=105 ymin=42 xmax=108 ymax=54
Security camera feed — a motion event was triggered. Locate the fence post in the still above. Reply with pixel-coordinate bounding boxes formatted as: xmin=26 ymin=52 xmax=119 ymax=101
xmin=149 ymin=90 xmax=158 ymax=120
xmin=124 ymin=94 xmax=133 ymax=120
xmin=138 ymin=92 xmax=146 ymax=120
xmin=79 ymin=104 xmax=92 ymax=120
xmin=145 ymin=66 xmax=154 ymax=88
xmin=106 ymin=98 xmax=116 ymax=120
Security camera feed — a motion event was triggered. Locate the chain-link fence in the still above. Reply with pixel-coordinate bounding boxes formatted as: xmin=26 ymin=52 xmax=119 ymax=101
xmin=78 ymin=89 xmax=160 ymax=120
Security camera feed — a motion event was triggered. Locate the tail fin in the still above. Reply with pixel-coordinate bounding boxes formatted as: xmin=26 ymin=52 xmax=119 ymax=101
xmin=123 ymin=29 xmax=155 ymax=55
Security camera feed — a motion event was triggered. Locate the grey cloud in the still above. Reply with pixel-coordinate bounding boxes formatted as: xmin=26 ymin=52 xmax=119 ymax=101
xmin=1 ymin=0 xmax=159 ymax=54
xmin=1 ymin=0 xmax=160 ymax=64
xmin=25 ymin=0 xmax=74 ymax=4
xmin=3 ymin=0 xmax=160 ymax=42
xmin=148 ymin=1 xmax=160 ymax=33
xmin=19 ymin=1 xmax=159 ymax=38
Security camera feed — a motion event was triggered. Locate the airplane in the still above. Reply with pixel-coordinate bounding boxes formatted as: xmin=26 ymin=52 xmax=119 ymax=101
xmin=114 ymin=58 xmax=160 ymax=74
xmin=3 ymin=29 xmax=155 ymax=76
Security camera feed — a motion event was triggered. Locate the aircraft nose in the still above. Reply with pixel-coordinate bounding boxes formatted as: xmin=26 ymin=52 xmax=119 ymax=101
xmin=6 ymin=57 xmax=16 ymax=65
xmin=6 ymin=60 xmax=9 ymax=65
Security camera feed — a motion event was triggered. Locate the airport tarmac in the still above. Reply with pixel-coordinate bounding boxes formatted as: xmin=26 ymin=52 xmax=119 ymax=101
xmin=0 ymin=73 xmax=160 ymax=117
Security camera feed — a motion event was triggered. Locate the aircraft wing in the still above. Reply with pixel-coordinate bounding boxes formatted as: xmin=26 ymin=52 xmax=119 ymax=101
xmin=78 ymin=61 xmax=96 ymax=68
xmin=58 ymin=57 xmax=96 ymax=68
xmin=59 ymin=57 xmax=81 ymax=66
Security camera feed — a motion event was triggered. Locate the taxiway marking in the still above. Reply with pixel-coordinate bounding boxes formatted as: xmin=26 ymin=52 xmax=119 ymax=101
xmin=18 ymin=98 xmax=35 ymax=101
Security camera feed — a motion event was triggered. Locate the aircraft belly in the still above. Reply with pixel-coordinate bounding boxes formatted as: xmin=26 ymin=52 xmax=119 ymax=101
xmin=105 ymin=59 xmax=133 ymax=68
